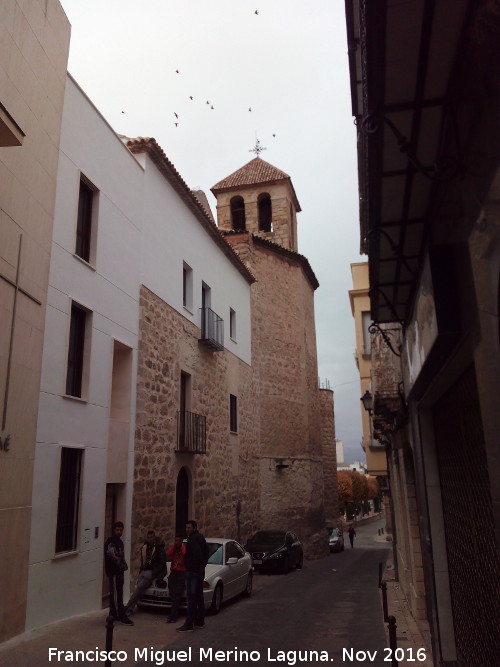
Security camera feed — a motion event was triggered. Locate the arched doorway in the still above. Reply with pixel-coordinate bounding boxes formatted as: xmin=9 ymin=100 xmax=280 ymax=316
xmin=175 ymin=467 xmax=189 ymax=536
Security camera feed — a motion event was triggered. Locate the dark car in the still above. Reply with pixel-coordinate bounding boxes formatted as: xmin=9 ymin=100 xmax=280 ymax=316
xmin=244 ymin=530 xmax=303 ymax=573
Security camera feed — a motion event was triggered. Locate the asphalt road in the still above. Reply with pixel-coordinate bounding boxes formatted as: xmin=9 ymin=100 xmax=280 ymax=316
xmin=137 ymin=519 xmax=391 ymax=667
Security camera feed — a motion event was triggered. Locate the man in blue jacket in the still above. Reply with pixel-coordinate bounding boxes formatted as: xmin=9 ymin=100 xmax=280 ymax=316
xmin=104 ymin=521 xmax=133 ymax=625
xmin=176 ymin=520 xmax=208 ymax=632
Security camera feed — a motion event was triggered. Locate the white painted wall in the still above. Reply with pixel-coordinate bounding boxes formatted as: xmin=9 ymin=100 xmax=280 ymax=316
xmin=138 ymin=151 xmax=252 ymax=365
xmin=28 ymin=75 xmax=252 ymax=629
xmin=27 ymin=77 xmax=143 ymax=629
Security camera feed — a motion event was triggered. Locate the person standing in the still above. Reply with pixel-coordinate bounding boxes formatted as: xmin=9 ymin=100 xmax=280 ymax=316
xmin=104 ymin=521 xmax=134 ymax=625
xmin=176 ymin=520 xmax=208 ymax=632
xmin=125 ymin=529 xmax=166 ymax=615
xmin=166 ymin=535 xmax=187 ymax=623
xmin=348 ymin=524 xmax=356 ymax=548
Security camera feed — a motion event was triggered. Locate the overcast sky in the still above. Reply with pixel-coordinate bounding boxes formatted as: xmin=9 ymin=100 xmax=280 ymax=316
xmin=59 ymin=0 xmax=365 ymax=463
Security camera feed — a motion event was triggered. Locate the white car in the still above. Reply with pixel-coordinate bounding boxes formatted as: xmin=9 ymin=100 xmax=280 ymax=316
xmin=138 ymin=538 xmax=253 ymax=614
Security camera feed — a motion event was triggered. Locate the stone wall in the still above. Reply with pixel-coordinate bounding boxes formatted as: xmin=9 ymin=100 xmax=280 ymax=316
xmin=319 ymin=388 xmax=338 ymax=528
xmin=215 ymin=182 xmax=298 ymax=251
xmin=132 ymin=285 xmax=260 ymax=575
xmin=226 ymin=233 xmax=329 ymax=558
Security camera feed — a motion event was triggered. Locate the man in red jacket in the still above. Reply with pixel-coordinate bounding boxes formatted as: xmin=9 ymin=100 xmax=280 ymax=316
xmin=166 ymin=535 xmax=186 ymax=623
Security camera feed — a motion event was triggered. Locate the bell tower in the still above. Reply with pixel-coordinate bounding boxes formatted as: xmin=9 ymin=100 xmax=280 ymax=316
xmin=211 ymin=151 xmax=301 ymax=252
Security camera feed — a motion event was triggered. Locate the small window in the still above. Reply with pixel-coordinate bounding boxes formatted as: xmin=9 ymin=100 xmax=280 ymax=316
xmin=183 ymin=262 xmax=193 ymax=310
xmin=258 ymin=193 xmax=272 ymax=232
xmin=229 ymin=308 xmax=236 ymax=340
xmin=230 ymin=196 xmax=246 ymax=231
xmin=361 ymin=311 xmax=372 ymax=355
xmin=55 ymin=447 xmax=83 ymax=553
xmin=230 ymin=394 xmax=238 ymax=433
xmin=66 ymin=303 xmax=88 ymax=398
xmin=75 ymin=178 xmax=96 ymax=263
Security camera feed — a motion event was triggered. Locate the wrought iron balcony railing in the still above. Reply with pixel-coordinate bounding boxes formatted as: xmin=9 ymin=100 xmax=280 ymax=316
xmin=176 ymin=410 xmax=207 ymax=454
xmin=199 ymin=307 xmax=224 ymax=351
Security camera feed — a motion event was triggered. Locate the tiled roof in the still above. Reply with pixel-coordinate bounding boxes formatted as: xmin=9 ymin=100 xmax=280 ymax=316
xmin=222 ymin=231 xmax=319 ymax=290
xmin=123 ymin=136 xmax=255 ymax=285
xmin=212 ymin=157 xmax=290 ymax=190
xmin=211 ymin=157 xmax=301 ymax=211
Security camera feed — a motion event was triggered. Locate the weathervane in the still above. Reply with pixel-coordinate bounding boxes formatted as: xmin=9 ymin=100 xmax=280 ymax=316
xmin=249 ymin=138 xmax=266 ymax=157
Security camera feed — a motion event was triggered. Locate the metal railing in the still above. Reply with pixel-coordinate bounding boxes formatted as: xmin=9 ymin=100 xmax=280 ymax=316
xmin=176 ymin=410 xmax=207 ymax=453
xmin=199 ymin=307 xmax=224 ymax=351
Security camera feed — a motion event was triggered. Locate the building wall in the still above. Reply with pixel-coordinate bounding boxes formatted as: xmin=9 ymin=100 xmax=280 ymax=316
xmin=0 ymin=0 xmax=70 ymax=641
xmin=132 ymin=286 xmax=259 ymax=574
xmin=27 ymin=76 xmax=143 ymax=630
xmin=320 ymin=389 xmax=338 ymax=528
xmin=349 ymin=263 xmax=387 ymax=475
xmin=226 ymin=233 xmax=329 ymax=557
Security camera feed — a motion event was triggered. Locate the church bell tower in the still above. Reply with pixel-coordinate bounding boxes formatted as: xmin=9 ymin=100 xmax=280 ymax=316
xmin=211 ymin=148 xmax=301 ymax=252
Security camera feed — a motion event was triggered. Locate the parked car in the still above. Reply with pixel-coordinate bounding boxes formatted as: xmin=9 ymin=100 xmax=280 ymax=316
xmin=329 ymin=528 xmax=345 ymax=553
xmin=244 ymin=530 xmax=303 ymax=573
xmin=138 ymin=538 xmax=253 ymax=614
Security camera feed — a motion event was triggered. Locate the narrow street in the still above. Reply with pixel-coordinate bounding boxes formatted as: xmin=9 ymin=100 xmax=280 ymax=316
xmin=137 ymin=519 xmax=391 ymax=667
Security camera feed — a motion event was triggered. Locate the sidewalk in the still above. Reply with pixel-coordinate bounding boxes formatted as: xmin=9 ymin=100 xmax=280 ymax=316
xmin=375 ymin=534 xmax=434 ymax=667
xmin=0 ymin=608 xmax=174 ymax=667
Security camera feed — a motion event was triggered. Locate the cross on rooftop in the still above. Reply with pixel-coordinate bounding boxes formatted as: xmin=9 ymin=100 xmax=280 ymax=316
xmin=249 ymin=139 xmax=266 ymax=157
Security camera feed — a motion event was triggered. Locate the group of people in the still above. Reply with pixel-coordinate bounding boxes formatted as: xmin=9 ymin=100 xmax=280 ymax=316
xmin=104 ymin=519 xmax=208 ymax=632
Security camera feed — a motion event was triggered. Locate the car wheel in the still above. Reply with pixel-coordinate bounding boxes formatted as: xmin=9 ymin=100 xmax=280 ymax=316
xmin=341 ymin=543 xmax=345 ymax=551
xmin=282 ymin=555 xmax=290 ymax=574
xmin=209 ymin=583 xmax=223 ymax=615
xmin=243 ymin=571 xmax=253 ymax=597
xmin=296 ymin=554 xmax=303 ymax=569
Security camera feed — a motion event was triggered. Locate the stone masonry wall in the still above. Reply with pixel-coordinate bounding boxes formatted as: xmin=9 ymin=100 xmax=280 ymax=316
xmin=215 ymin=182 xmax=298 ymax=251
xmin=319 ymin=388 xmax=338 ymax=528
xmin=226 ymin=234 xmax=328 ymax=558
xmin=131 ymin=285 xmax=260 ymax=576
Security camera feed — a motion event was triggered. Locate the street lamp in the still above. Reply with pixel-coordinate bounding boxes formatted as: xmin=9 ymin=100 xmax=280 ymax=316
xmin=360 ymin=390 xmax=373 ymax=415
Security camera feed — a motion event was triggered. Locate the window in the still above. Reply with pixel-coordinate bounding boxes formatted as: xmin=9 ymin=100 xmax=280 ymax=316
xmin=230 ymin=196 xmax=246 ymax=231
xmin=75 ymin=178 xmax=96 ymax=263
xmin=183 ymin=262 xmax=193 ymax=310
xmin=230 ymin=394 xmax=238 ymax=433
xmin=258 ymin=193 xmax=272 ymax=232
xmin=361 ymin=311 xmax=372 ymax=355
xmin=66 ymin=303 xmax=88 ymax=397
xmin=55 ymin=447 xmax=83 ymax=553
xmin=229 ymin=308 xmax=236 ymax=340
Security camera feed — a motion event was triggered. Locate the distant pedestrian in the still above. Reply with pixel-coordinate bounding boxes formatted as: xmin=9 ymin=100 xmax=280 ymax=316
xmin=176 ymin=520 xmax=209 ymax=633
xmin=348 ymin=524 xmax=356 ymax=548
xmin=166 ymin=535 xmax=187 ymax=623
xmin=104 ymin=521 xmax=134 ymax=625
xmin=125 ymin=529 xmax=167 ymax=615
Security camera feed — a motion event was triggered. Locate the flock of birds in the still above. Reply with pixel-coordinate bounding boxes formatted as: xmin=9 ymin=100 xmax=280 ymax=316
xmin=121 ymin=10 xmax=276 ymax=139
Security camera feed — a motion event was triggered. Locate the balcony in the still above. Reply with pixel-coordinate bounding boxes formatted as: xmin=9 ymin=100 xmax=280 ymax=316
xmin=176 ymin=411 xmax=207 ymax=454
xmin=199 ymin=307 xmax=224 ymax=351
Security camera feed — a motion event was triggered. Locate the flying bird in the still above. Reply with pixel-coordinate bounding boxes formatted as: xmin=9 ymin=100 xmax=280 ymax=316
xmin=255 ymin=10 xmax=259 ymax=15
xmin=211 ymin=105 xmax=214 ymax=110
xmin=175 ymin=122 xmax=178 ymax=127
xmin=272 ymin=134 xmax=276 ymax=137
xmin=174 ymin=112 xmax=178 ymax=119
xmin=189 ymin=96 xmax=194 ymax=100
xmin=206 ymin=100 xmax=210 ymax=105
xmin=121 ymin=111 xmax=125 ymax=114
xmin=249 ymin=107 xmax=252 ymax=112
xmin=176 ymin=69 xmax=180 ymax=74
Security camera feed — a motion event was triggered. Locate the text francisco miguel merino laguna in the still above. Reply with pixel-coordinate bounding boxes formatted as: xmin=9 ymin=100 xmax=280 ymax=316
xmin=48 ymin=647 xmax=335 ymax=665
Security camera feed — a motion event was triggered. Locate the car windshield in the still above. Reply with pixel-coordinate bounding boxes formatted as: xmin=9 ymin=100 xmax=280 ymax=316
xmin=247 ymin=531 xmax=286 ymax=546
xmin=329 ymin=532 xmax=339 ymax=540
xmin=207 ymin=542 xmax=223 ymax=565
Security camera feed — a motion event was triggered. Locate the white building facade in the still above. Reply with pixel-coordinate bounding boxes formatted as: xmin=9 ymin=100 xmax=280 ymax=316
xmin=27 ymin=76 xmax=252 ymax=629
